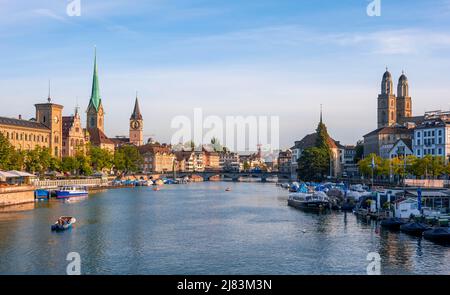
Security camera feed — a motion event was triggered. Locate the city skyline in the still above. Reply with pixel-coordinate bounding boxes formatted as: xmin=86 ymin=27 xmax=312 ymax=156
xmin=1 ymin=0 xmax=450 ymax=148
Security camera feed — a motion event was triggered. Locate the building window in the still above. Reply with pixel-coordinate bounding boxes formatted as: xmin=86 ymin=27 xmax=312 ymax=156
xmin=417 ymin=139 xmax=421 ymax=145
xmin=417 ymin=150 xmax=421 ymax=156
xmin=438 ymin=148 xmax=442 ymax=155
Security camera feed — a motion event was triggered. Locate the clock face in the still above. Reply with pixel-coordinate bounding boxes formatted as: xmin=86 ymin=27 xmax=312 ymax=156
xmin=54 ymin=116 xmax=59 ymax=123
xmin=131 ymin=120 xmax=140 ymax=130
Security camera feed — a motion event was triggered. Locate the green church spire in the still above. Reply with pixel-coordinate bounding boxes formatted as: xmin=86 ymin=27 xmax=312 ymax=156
xmin=89 ymin=47 xmax=101 ymax=111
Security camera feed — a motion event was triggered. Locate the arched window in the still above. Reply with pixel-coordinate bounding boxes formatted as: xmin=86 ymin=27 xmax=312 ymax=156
xmin=391 ymin=111 xmax=394 ymax=121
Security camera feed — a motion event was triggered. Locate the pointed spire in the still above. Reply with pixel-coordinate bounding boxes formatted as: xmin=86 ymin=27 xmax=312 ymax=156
xmin=89 ymin=46 xmax=101 ymax=111
xmin=320 ymin=104 xmax=323 ymax=124
xmin=130 ymin=92 xmax=143 ymax=120
xmin=47 ymin=79 xmax=51 ymax=102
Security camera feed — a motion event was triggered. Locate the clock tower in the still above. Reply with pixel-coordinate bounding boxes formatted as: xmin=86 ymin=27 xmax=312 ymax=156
xmin=129 ymin=95 xmax=143 ymax=146
xmin=35 ymin=95 xmax=63 ymax=158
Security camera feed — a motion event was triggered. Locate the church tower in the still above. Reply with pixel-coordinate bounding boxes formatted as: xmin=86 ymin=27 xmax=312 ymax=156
xmin=129 ymin=94 xmax=143 ymax=146
xmin=86 ymin=48 xmax=105 ymax=133
xmin=396 ymin=71 xmax=412 ymax=123
xmin=35 ymin=88 xmax=63 ymax=158
xmin=377 ymin=68 xmax=397 ymax=128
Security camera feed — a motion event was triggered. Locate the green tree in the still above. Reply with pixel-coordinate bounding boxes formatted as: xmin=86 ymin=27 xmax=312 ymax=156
xmin=354 ymin=140 xmax=364 ymax=163
xmin=114 ymin=145 xmax=142 ymax=174
xmin=75 ymin=151 xmax=92 ymax=176
xmin=90 ymin=146 xmax=113 ymax=172
xmin=38 ymin=148 xmax=52 ymax=174
xmin=8 ymin=149 xmax=26 ymax=171
xmin=24 ymin=148 xmax=42 ymax=173
xmin=297 ymin=147 xmax=330 ymax=181
xmin=61 ymin=157 xmax=80 ymax=174
xmin=0 ymin=133 xmax=14 ymax=170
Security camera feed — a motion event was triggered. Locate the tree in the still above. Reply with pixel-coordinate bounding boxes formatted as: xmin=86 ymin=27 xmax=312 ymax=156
xmin=90 ymin=146 xmax=113 ymax=172
xmin=297 ymin=147 xmax=330 ymax=181
xmin=354 ymin=140 xmax=364 ymax=163
xmin=315 ymin=120 xmax=331 ymax=156
xmin=9 ymin=149 xmax=25 ymax=171
xmin=0 ymin=133 xmax=14 ymax=170
xmin=61 ymin=157 xmax=80 ymax=174
xmin=114 ymin=145 xmax=142 ymax=174
xmin=75 ymin=151 xmax=92 ymax=176
xmin=24 ymin=148 xmax=42 ymax=173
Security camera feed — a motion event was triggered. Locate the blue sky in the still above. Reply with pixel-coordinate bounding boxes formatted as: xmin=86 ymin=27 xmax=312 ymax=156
xmin=1 ymin=0 xmax=450 ymax=148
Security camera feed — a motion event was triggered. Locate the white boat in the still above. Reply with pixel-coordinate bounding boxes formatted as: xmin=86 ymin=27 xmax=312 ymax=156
xmin=55 ymin=185 xmax=88 ymax=199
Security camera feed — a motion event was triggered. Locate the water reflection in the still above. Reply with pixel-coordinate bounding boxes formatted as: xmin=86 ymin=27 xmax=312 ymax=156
xmin=0 ymin=183 xmax=448 ymax=275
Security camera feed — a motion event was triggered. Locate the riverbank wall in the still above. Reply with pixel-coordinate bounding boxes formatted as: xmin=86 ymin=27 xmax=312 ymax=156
xmin=0 ymin=186 xmax=35 ymax=207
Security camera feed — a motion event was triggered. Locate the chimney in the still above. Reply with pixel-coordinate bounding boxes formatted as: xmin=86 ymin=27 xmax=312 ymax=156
xmin=18 ymin=114 xmax=22 ymax=120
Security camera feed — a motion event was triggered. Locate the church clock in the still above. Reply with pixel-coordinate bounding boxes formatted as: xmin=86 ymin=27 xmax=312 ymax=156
xmin=130 ymin=120 xmax=141 ymax=130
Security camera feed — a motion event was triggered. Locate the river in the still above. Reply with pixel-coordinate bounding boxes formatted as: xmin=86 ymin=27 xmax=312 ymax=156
xmin=0 ymin=182 xmax=448 ymax=274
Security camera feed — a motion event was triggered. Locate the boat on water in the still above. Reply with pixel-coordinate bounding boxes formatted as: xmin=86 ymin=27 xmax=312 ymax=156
xmin=35 ymin=189 xmax=49 ymax=200
xmin=400 ymin=222 xmax=430 ymax=236
xmin=423 ymin=227 xmax=450 ymax=243
xmin=288 ymin=191 xmax=330 ymax=212
xmin=51 ymin=216 xmax=76 ymax=231
xmin=380 ymin=218 xmax=406 ymax=230
xmin=55 ymin=185 xmax=88 ymax=199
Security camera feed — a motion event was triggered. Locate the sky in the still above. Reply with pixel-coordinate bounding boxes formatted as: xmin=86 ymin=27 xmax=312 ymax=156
xmin=1 ymin=0 xmax=450 ymax=150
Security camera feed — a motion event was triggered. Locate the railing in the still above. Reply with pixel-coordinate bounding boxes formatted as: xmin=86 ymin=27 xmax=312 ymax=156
xmin=32 ymin=178 xmax=108 ymax=188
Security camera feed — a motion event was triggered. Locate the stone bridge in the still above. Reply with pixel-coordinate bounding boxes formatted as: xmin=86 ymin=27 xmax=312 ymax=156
xmin=164 ymin=171 xmax=291 ymax=182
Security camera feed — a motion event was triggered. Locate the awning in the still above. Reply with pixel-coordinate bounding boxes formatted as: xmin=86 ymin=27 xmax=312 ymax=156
xmin=6 ymin=170 xmax=36 ymax=177
xmin=0 ymin=171 xmax=18 ymax=180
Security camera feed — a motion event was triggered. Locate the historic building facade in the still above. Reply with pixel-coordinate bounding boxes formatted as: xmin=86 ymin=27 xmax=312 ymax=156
xmin=62 ymin=108 xmax=89 ymax=157
xmin=139 ymin=143 xmax=175 ymax=173
xmin=0 ymin=116 xmax=51 ymax=152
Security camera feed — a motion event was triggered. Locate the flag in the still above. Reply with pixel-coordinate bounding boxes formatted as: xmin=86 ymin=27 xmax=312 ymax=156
xmin=417 ymin=187 xmax=422 ymax=211
xmin=371 ymin=156 xmax=375 ymax=169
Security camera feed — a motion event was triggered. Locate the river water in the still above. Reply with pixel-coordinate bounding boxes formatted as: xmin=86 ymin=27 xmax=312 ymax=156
xmin=0 ymin=182 xmax=448 ymax=274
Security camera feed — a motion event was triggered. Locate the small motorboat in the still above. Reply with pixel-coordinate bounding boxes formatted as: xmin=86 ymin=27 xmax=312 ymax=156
xmin=55 ymin=185 xmax=88 ymax=199
xmin=380 ymin=218 xmax=406 ymax=230
xmin=51 ymin=216 xmax=76 ymax=231
xmin=153 ymin=187 xmax=160 ymax=191
xmin=423 ymin=227 xmax=450 ymax=243
xmin=400 ymin=222 xmax=430 ymax=236
xmin=225 ymin=188 xmax=231 ymax=192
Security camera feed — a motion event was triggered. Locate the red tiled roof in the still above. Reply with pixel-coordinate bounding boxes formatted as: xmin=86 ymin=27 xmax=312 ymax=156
xmin=88 ymin=128 xmax=115 ymax=145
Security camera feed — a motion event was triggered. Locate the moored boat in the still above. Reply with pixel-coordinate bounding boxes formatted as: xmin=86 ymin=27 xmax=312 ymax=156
xmin=55 ymin=185 xmax=88 ymax=199
xmin=51 ymin=216 xmax=76 ymax=231
xmin=400 ymin=222 xmax=430 ymax=236
xmin=288 ymin=191 xmax=330 ymax=212
xmin=423 ymin=227 xmax=450 ymax=243
xmin=380 ymin=218 xmax=406 ymax=230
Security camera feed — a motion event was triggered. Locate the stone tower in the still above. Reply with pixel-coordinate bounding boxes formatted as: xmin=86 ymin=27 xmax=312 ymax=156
xmin=396 ymin=71 xmax=412 ymax=123
xmin=377 ymin=68 xmax=397 ymax=128
xmin=129 ymin=95 xmax=143 ymax=146
xmin=35 ymin=94 xmax=63 ymax=158
xmin=86 ymin=48 xmax=105 ymax=133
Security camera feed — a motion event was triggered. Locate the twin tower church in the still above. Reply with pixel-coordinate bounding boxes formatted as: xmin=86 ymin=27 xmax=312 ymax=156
xmin=377 ymin=68 xmax=413 ymax=128
xmin=0 ymin=49 xmax=144 ymax=158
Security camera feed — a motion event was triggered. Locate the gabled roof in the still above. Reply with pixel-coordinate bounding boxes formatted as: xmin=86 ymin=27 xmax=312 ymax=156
xmin=62 ymin=116 xmax=75 ymax=137
xmin=89 ymin=128 xmax=115 ymax=146
xmin=291 ymin=133 xmax=340 ymax=150
xmin=363 ymin=126 xmax=413 ymax=138
xmin=0 ymin=116 xmax=50 ymax=130
xmin=138 ymin=143 xmax=172 ymax=155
